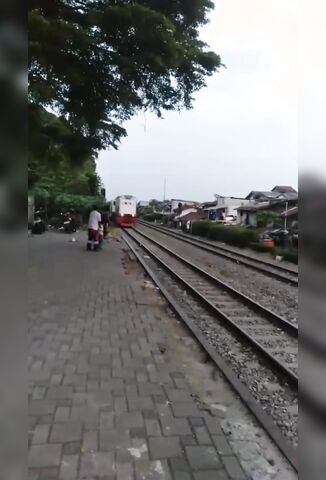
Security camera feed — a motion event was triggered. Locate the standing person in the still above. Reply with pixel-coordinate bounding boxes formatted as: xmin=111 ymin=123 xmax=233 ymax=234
xmin=98 ymin=222 xmax=104 ymax=249
xmin=87 ymin=205 xmax=101 ymax=251
xmin=101 ymin=207 xmax=109 ymax=240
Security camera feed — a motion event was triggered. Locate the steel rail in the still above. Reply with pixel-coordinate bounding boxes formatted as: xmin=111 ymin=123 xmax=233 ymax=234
xmin=133 ymin=227 xmax=298 ymax=339
xmin=122 ymin=231 xmax=298 ymax=471
xmin=138 ymin=220 xmax=298 ymax=286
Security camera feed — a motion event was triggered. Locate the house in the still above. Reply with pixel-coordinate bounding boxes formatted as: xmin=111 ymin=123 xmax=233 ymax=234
xmin=173 ymin=208 xmax=206 ymax=228
xmin=203 ymin=196 xmax=251 ymax=221
xmin=246 ymin=186 xmax=298 ymax=202
xmin=237 ymin=199 xmax=298 ymax=227
xmin=170 ymin=199 xmax=199 ymax=213
xmin=137 ymin=200 xmax=150 ymax=208
xmin=271 ymin=186 xmax=297 ymax=194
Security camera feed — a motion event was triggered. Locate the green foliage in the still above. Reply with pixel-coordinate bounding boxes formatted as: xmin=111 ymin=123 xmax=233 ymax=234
xmin=278 ymin=249 xmax=298 ymax=265
xmin=143 ymin=213 xmax=163 ymax=222
xmin=137 ymin=206 xmax=154 ymax=217
xmin=29 ymin=0 xmax=221 ymax=155
xmin=208 ymin=225 xmax=259 ymax=248
xmin=190 ymin=220 xmax=212 ymax=237
xmin=191 ymin=221 xmax=259 ymax=248
xmin=256 ymin=210 xmax=278 ymax=228
xmin=51 ymin=193 xmax=106 ymax=214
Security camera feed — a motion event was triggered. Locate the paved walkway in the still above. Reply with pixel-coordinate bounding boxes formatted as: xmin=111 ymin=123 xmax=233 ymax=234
xmin=28 ymin=231 xmax=247 ymax=480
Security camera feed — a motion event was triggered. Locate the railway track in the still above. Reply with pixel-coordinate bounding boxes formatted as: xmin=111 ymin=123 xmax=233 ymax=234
xmin=122 ymin=227 xmax=298 ymax=470
xmin=139 ymin=220 xmax=298 ymax=286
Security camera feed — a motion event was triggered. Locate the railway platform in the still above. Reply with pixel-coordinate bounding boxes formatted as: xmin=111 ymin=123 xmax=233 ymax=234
xmin=28 ymin=231 xmax=296 ymax=480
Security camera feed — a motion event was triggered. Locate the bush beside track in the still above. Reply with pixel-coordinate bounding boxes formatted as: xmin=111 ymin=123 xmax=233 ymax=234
xmin=191 ymin=221 xmax=259 ymax=248
xmin=141 ymin=213 xmax=163 ymax=222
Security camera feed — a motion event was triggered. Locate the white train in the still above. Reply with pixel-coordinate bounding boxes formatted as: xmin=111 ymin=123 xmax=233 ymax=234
xmin=112 ymin=195 xmax=137 ymax=227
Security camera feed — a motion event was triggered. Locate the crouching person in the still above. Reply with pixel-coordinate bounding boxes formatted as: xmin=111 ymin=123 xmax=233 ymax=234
xmin=87 ymin=205 xmax=101 ymax=251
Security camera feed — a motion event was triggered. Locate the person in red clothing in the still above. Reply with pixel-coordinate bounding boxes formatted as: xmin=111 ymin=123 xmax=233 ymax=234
xmin=101 ymin=207 xmax=109 ymax=240
xmin=87 ymin=205 xmax=101 ymax=251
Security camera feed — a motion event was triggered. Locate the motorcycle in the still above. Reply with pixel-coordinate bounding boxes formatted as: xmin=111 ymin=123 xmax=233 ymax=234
xmin=57 ymin=212 xmax=77 ymax=233
xmin=31 ymin=210 xmax=46 ymax=234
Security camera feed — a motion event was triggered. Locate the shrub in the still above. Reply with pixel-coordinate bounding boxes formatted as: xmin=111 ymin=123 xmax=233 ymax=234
xmin=256 ymin=210 xmax=278 ymax=228
xmin=191 ymin=221 xmax=212 ymax=237
xmin=191 ymin=221 xmax=259 ymax=248
xmin=278 ymin=249 xmax=298 ymax=264
xmin=208 ymin=225 xmax=259 ymax=248
xmin=143 ymin=213 xmax=163 ymax=222
xmin=249 ymin=243 xmax=276 ymax=255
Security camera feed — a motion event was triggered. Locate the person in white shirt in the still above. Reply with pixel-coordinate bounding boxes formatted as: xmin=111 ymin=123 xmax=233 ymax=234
xmin=87 ymin=206 xmax=102 ymax=251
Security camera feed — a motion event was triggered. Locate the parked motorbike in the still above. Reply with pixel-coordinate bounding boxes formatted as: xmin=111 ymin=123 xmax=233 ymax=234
xmin=31 ymin=210 xmax=46 ymax=234
xmin=59 ymin=212 xmax=77 ymax=233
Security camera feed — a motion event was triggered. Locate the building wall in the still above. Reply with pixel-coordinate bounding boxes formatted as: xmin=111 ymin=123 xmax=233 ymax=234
xmin=171 ymin=199 xmax=197 ymax=212
xmin=208 ymin=198 xmax=252 ymax=222
xmin=237 ymin=210 xmax=257 ymax=227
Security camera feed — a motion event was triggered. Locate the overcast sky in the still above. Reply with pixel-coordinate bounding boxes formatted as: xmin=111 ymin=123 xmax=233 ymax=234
xmin=97 ymin=0 xmax=298 ymax=202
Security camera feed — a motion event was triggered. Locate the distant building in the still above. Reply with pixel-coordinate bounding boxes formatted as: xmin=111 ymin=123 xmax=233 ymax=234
xmin=237 ymin=198 xmax=298 ymax=227
xmin=246 ymin=185 xmax=298 ymax=202
xmin=203 ymin=196 xmax=251 ymax=222
xmin=170 ymin=199 xmax=199 ymax=213
xmin=137 ymin=200 xmax=150 ymax=208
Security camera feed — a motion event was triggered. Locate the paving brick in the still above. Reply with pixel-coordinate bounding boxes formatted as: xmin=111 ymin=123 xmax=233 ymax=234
xmin=221 ymin=455 xmax=247 ymax=479
xmin=212 ymin=434 xmax=233 ymax=456
xmin=50 ymin=422 xmax=83 ymax=443
xmin=130 ymin=427 xmax=147 ymax=438
xmin=118 ymin=437 xmax=149 ymax=462
xmin=59 ymin=454 xmax=78 ymax=479
xmin=39 ymin=467 xmax=60 ymax=479
xmin=186 ymin=446 xmax=221 ymax=470
xmin=28 ymin=234 xmax=244 ymax=480
xmin=117 ymin=462 xmax=133 ymax=480
xmin=160 ymin=416 xmax=192 ymax=436
xmin=190 ymin=417 xmax=204 ymax=427
xmin=149 ymin=436 xmax=182 ymax=459
xmin=32 ymin=424 xmax=50 ymax=444
xmin=171 ymin=402 xmax=200 ymax=418
xmin=32 ymin=386 xmax=47 ymax=400
xmin=83 ymin=431 xmax=98 ymax=452
xmin=138 ymin=383 xmax=164 ymax=396
xmin=80 ymin=451 xmax=115 ymax=477
xmin=55 ymin=407 xmax=70 ymax=422
xmin=128 ymin=396 xmax=154 ymax=411
xmin=114 ymin=396 xmax=127 ymax=414
xmin=28 ymin=469 xmax=39 ymax=480
xmin=100 ymin=429 xmax=131 ymax=452
xmin=39 ymin=414 xmax=54 ymax=425
xmin=63 ymin=442 xmax=81 ymax=455
xmin=194 ymin=471 xmax=229 ymax=480
xmin=29 ymin=444 xmax=62 ymax=468
xmin=116 ymin=411 xmax=144 ymax=429
xmin=204 ymin=417 xmax=224 ymax=436
xmin=135 ymin=459 xmax=172 ymax=480
xmin=63 ymin=373 xmax=86 ymax=386
xmin=100 ymin=411 xmax=114 ymax=430
xmin=169 ymin=457 xmax=190 ymax=472
xmin=47 ymin=386 xmax=73 ymax=399
xmin=180 ymin=435 xmax=197 ymax=447
xmin=29 ymin=400 xmax=56 ymax=416
xmin=165 ymin=388 xmax=192 ymax=402
xmin=145 ymin=419 xmax=162 ymax=436
xmin=195 ymin=426 xmax=212 ymax=445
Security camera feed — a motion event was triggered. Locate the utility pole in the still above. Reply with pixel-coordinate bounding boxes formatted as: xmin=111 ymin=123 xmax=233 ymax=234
xmin=163 ymin=177 xmax=166 ymax=202
xmin=284 ymin=201 xmax=288 ymax=231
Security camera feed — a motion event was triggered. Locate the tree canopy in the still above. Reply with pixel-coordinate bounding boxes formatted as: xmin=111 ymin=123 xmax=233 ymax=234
xmin=29 ymin=0 xmax=221 ymax=157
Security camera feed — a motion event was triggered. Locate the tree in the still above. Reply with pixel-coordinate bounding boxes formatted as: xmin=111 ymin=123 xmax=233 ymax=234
xmin=256 ymin=211 xmax=278 ymax=228
xmin=29 ymin=0 xmax=221 ymax=158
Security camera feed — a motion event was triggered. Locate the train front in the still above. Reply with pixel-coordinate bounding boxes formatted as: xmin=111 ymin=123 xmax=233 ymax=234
xmin=115 ymin=195 xmax=137 ymax=227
